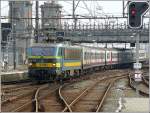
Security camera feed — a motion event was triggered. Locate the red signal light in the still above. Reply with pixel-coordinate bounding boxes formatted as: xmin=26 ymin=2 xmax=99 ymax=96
xmin=131 ymin=8 xmax=136 ymax=16
xmin=128 ymin=1 xmax=149 ymax=28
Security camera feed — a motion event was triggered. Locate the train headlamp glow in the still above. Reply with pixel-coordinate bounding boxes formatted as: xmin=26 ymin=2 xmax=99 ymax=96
xmin=52 ymin=63 xmax=56 ymax=66
xmin=29 ymin=63 xmax=32 ymax=66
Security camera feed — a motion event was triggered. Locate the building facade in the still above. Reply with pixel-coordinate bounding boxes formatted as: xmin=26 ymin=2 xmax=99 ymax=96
xmin=8 ymin=1 xmax=33 ymax=65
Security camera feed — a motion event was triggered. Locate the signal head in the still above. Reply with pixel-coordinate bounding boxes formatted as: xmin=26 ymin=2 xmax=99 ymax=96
xmin=128 ymin=1 xmax=149 ymax=29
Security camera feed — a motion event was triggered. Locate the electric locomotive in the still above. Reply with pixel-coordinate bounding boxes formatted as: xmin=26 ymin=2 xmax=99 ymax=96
xmin=27 ymin=43 xmax=147 ymax=81
xmin=27 ymin=43 xmax=82 ymax=81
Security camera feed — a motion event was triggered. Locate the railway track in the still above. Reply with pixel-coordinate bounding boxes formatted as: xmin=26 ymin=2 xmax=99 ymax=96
xmin=2 ymin=79 xmax=31 ymax=85
xmin=1 ymin=77 xmax=90 ymax=112
xmin=128 ymin=74 xmax=149 ymax=97
xmin=1 ymin=83 xmax=39 ymax=102
xmin=6 ymin=83 xmax=68 ymax=112
xmin=2 ymin=82 xmax=33 ymax=91
xmin=1 ymin=69 xmax=131 ymax=112
xmin=60 ymin=73 xmax=128 ymax=112
xmin=142 ymin=76 xmax=149 ymax=87
xmin=34 ymin=80 xmax=86 ymax=112
xmin=33 ymin=83 xmax=63 ymax=112
xmin=2 ymin=84 xmax=36 ymax=94
xmin=1 ymin=84 xmax=48 ymax=112
xmin=31 ymin=70 xmax=129 ymax=112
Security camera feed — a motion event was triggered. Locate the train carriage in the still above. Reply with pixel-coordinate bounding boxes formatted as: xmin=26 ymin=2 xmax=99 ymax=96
xmin=61 ymin=45 xmax=82 ymax=78
xmin=82 ymin=46 xmax=105 ymax=70
xmin=132 ymin=49 xmax=147 ymax=62
xmin=105 ymin=48 xmax=119 ymax=69
xmin=105 ymin=49 xmax=111 ymax=65
xmin=27 ymin=43 xmax=147 ymax=81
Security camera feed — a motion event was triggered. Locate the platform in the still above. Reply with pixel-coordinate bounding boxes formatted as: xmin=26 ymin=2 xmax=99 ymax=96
xmin=121 ymin=98 xmax=149 ymax=112
xmin=1 ymin=70 xmax=29 ymax=83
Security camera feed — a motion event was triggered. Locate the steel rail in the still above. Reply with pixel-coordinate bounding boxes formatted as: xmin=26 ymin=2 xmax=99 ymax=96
xmin=3 ymin=85 xmax=37 ymax=93
xmin=62 ymin=79 xmax=105 ymax=112
xmin=34 ymin=84 xmax=62 ymax=112
xmin=62 ymin=73 xmax=128 ymax=112
xmin=38 ymin=86 xmax=60 ymax=100
xmin=142 ymin=76 xmax=149 ymax=87
xmin=1 ymin=89 xmax=36 ymax=105
xmin=12 ymin=101 xmax=33 ymax=112
xmin=128 ymin=74 xmax=149 ymax=97
xmin=59 ymin=85 xmax=72 ymax=112
xmin=2 ymin=83 xmax=32 ymax=91
xmin=2 ymin=79 xmax=31 ymax=85
xmin=35 ymin=88 xmax=40 ymax=112
xmin=3 ymin=88 xmax=38 ymax=112
xmin=96 ymin=76 xmax=127 ymax=112
xmin=96 ymin=83 xmax=112 ymax=112
xmin=10 ymin=84 xmax=48 ymax=112
xmin=34 ymin=85 xmax=49 ymax=112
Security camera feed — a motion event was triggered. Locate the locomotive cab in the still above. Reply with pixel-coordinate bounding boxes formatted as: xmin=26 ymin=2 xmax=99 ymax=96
xmin=27 ymin=46 xmax=62 ymax=81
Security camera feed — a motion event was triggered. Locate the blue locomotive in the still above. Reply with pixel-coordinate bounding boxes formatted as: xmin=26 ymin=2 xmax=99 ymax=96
xmin=27 ymin=43 xmax=147 ymax=81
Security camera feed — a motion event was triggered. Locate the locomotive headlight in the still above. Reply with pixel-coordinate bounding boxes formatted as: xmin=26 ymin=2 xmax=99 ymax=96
xmin=52 ymin=63 xmax=56 ymax=66
xmin=29 ymin=63 xmax=32 ymax=66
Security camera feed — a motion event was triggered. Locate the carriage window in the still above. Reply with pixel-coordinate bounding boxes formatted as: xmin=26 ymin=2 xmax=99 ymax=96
xmin=107 ymin=53 xmax=110 ymax=59
xmin=84 ymin=52 xmax=87 ymax=60
xmin=102 ymin=53 xmax=104 ymax=59
xmin=64 ymin=48 xmax=81 ymax=60
xmin=112 ymin=53 xmax=117 ymax=58
xmin=58 ymin=48 xmax=62 ymax=56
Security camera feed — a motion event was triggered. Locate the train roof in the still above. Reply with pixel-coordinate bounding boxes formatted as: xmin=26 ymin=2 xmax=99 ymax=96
xmin=29 ymin=43 xmax=81 ymax=49
xmin=29 ymin=43 xmax=133 ymax=51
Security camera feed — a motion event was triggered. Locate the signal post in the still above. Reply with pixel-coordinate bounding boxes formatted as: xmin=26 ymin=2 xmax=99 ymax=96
xmin=128 ymin=1 xmax=149 ymax=96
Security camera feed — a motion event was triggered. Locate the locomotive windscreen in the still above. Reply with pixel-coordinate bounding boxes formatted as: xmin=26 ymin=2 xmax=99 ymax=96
xmin=28 ymin=47 xmax=57 ymax=56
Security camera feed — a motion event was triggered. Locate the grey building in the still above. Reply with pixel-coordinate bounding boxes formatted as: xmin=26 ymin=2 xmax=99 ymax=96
xmin=41 ymin=1 xmax=62 ymax=31
xmin=9 ymin=1 xmax=32 ymax=35
xmin=8 ymin=1 xmax=33 ymax=65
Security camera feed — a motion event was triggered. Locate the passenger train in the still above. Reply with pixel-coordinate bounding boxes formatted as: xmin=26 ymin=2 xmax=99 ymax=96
xmin=27 ymin=43 xmax=147 ymax=81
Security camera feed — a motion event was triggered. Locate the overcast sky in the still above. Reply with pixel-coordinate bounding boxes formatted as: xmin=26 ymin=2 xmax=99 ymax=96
xmin=0 ymin=0 xmax=148 ymax=49
xmin=1 ymin=0 xmax=149 ymax=24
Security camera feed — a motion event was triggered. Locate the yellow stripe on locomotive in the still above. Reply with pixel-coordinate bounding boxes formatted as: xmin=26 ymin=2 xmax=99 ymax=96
xmin=28 ymin=56 xmax=62 ymax=59
xmin=64 ymin=62 xmax=81 ymax=67
xmin=29 ymin=62 xmax=81 ymax=68
xmin=29 ymin=63 xmax=61 ymax=68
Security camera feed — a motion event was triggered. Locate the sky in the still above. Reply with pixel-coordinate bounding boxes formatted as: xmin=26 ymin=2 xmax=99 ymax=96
xmin=0 ymin=0 xmax=148 ymax=49
xmin=0 ymin=1 xmax=127 ymax=23
xmin=1 ymin=1 xmax=123 ymax=16
xmin=0 ymin=0 xmax=149 ymax=25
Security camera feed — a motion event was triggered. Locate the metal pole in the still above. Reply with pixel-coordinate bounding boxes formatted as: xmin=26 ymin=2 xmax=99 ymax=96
xmin=135 ymin=33 xmax=140 ymax=97
xmin=11 ymin=2 xmax=16 ymax=70
xmin=105 ymin=43 xmax=107 ymax=48
xmin=73 ymin=0 xmax=76 ymax=30
xmin=35 ymin=1 xmax=39 ymax=43
xmin=13 ymin=24 xmax=16 ymax=70
xmin=149 ymin=0 xmax=150 ymax=95
xmin=136 ymin=33 xmax=140 ymax=63
xmin=135 ymin=81 xmax=139 ymax=97
xmin=0 ymin=0 xmax=2 ymax=72
xmin=0 ymin=0 xmax=2 ymax=111
xmin=123 ymin=0 xmax=125 ymax=17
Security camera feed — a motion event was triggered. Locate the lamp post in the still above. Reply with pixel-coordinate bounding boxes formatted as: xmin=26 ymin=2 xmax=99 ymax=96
xmin=10 ymin=2 xmax=16 ymax=70
xmin=0 ymin=0 xmax=2 ymax=72
xmin=13 ymin=23 xmax=16 ymax=70
xmin=131 ymin=32 xmax=142 ymax=97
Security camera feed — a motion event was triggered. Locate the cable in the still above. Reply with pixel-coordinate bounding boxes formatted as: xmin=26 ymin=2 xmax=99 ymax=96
xmin=62 ymin=1 xmax=87 ymax=10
